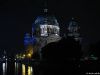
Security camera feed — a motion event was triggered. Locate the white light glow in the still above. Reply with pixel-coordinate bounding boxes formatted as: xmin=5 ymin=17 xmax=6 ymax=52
xmin=40 ymin=25 xmax=59 ymax=36
xmin=2 ymin=62 xmax=7 ymax=75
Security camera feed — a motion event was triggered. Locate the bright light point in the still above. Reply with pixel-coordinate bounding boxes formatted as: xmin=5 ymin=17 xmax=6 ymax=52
xmin=6 ymin=58 xmax=7 ymax=61
xmin=23 ymin=54 xmax=25 ymax=57
xmin=3 ymin=56 xmax=5 ymax=59
xmin=27 ymin=53 xmax=32 ymax=58
xmin=28 ymin=54 xmax=31 ymax=56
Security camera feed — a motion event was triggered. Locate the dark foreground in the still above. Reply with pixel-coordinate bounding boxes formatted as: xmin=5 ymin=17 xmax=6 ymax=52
xmin=0 ymin=59 xmax=100 ymax=75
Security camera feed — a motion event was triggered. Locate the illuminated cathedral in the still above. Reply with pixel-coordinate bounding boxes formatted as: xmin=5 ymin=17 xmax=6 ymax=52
xmin=24 ymin=8 xmax=81 ymax=59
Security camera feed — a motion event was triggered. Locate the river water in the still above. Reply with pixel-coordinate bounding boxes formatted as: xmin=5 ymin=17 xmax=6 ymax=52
xmin=0 ymin=61 xmax=34 ymax=75
xmin=0 ymin=60 xmax=99 ymax=75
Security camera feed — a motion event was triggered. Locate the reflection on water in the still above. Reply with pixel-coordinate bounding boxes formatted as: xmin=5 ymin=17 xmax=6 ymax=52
xmin=22 ymin=64 xmax=26 ymax=75
xmin=21 ymin=64 xmax=33 ymax=75
xmin=15 ymin=62 xmax=19 ymax=75
xmin=28 ymin=66 xmax=33 ymax=75
xmin=2 ymin=62 xmax=7 ymax=75
xmin=0 ymin=62 xmax=34 ymax=75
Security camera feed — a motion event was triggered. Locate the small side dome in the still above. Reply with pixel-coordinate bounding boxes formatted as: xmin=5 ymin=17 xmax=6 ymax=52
xmin=68 ymin=17 xmax=80 ymax=33
xmin=67 ymin=17 xmax=81 ymax=41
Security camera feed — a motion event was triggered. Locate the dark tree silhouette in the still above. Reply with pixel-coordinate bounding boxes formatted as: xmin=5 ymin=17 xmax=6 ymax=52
xmin=35 ymin=36 xmax=82 ymax=75
xmin=41 ymin=36 xmax=81 ymax=61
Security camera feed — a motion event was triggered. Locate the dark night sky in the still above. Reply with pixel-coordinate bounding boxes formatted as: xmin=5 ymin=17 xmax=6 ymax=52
xmin=0 ymin=0 xmax=100 ymax=50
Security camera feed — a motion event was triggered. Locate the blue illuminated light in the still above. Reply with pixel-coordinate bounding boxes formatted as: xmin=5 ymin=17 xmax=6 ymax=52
xmin=24 ymin=33 xmax=36 ymax=46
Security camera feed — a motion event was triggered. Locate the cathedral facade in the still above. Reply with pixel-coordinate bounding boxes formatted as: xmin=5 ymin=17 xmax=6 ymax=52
xmin=24 ymin=9 xmax=81 ymax=59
